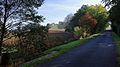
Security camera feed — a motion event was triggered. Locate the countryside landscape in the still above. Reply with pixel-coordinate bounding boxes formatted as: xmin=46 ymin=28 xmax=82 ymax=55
xmin=0 ymin=0 xmax=120 ymax=67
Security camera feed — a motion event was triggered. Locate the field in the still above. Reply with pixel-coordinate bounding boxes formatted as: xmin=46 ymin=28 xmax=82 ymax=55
xmin=44 ymin=29 xmax=76 ymax=48
xmin=3 ymin=29 xmax=75 ymax=48
xmin=2 ymin=29 xmax=76 ymax=66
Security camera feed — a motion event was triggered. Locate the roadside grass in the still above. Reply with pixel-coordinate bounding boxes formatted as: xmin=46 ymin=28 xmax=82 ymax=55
xmin=112 ymin=33 xmax=120 ymax=66
xmin=21 ymin=33 xmax=100 ymax=67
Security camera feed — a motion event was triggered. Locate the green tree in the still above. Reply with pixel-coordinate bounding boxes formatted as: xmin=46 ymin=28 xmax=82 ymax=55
xmin=17 ymin=23 xmax=48 ymax=61
xmin=66 ymin=4 xmax=109 ymax=33
xmin=0 ymin=0 xmax=44 ymax=66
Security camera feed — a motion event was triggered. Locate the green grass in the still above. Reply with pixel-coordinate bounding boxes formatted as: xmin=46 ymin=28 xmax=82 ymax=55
xmin=112 ymin=33 xmax=120 ymax=66
xmin=21 ymin=33 xmax=100 ymax=67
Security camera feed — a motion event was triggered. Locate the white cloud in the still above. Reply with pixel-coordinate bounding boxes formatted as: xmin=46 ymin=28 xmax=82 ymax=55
xmin=38 ymin=0 xmax=103 ymax=25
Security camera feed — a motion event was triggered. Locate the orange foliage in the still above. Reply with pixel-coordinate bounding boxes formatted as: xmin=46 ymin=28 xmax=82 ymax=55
xmin=79 ymin=12 xmax=97 ymax=28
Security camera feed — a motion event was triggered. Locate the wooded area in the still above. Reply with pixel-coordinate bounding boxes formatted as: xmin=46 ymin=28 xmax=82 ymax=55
xmin=0 ymin=0 xmax=120 ymax=67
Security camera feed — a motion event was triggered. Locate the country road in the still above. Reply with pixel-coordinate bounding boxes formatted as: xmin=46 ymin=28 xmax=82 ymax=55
xmin=37 ymin=31 xmax=117 ymax=67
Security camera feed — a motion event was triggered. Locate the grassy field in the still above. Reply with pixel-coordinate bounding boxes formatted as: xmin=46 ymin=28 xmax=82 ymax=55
xmin=21 ymin=33 xmax=100 ymax=67
xmin=45 ymin=30 xmax=75 ymax=48
xmin=112 ymin=33 xmax=120 ymax=66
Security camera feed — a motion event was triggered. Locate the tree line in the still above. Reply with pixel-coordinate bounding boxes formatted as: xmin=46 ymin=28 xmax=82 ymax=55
xmin=102 ymin=0 xmax=120 ymax=35
xmin=65 ymin=4 xmax=109 ymax=38
xmin=0 ymin=0 xmax=119 ymax=66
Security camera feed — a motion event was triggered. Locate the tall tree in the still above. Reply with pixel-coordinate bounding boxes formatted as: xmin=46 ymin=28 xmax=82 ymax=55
xmin=64 ymin=14 xmax=74 ymax=30
xmin=0 ymin=0 xmax=44 ymax=66
xmin=79 ymin=12 xmax=97 ymax=34
xmin=14 ymin=23 xmax=48 ymax=62
xmin=64 ymin=14 xmax=73 ymax=24
xmin=66 ymin=4 xmax=109 ymax=33
xmin=102 ymin=0 xmax=120 ymax=34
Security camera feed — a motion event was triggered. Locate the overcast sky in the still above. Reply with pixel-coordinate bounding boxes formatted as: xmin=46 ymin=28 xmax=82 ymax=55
xmin=37 ymin=0 xmax=103 ymax=25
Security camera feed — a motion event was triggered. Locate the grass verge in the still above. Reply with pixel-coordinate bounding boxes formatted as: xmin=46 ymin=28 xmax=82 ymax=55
xmin=112 ymin=33 xmax=120 ymax=66
xmin=21 ymin=33 xmax=100 ymax=67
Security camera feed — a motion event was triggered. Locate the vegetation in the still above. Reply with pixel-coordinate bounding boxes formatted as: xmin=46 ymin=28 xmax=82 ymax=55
xmin=13 ymin=23 xmax=48 ymax=61
xmin=112 ymin=32 xmax=120 ymax=67
xmin=0 ymin=0 xmax=119 ymax=66
xmin=47 ymin=14 xmax=73 ymax=29
xmin=102 ymin=0 xmax=120 ymax=35
xmin=0 ymin=0 xmax=45 ymax=66
xmin=78 ymin=12 xmax=97 ymax=37
xmin=47 ymin=23 xmax=59 ymax=29
xmin=45 ymin=31 xmax=75 ymax=48
xmin=21 ymin=33 xmax=100 ymax=67
xmin=66 ymin=4 xmax=109 ymax=35
xmin=102 ymin=0 xmax=120 ymax=65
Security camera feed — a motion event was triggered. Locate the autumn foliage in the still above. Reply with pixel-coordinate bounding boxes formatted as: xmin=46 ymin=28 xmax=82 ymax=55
xmin=79 ymin=12 xmax=97 ymax=28
xmin=73 ymin=12 xmax=98 ymax=38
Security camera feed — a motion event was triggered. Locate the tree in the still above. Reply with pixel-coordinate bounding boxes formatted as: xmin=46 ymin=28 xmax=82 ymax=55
xmin=102 ymin=0 xmax=118 ymax=7
xmin=0 ymin=0 xmax=44 ymax=66
xmin=66 ymin=5 xmax=87 ymax=32
xmin=62 ymin=14 xmax=73 ymax=31
xmin=66 ymin=4 xmax=109 ymax=33
xmin=79 ymin=13 xmax=97 ymax=35
xmin=73 ymin=13 xmax=97 ymax=38
xmin=64 ymin=14 xmax=73 ymax=27
xmin=14 ymin=23 xmax=48 ymax=61
xmin=102 ymin=0 xmax=120 ymax=34
xmin=48 ymin=23 xmax=59 ymax=29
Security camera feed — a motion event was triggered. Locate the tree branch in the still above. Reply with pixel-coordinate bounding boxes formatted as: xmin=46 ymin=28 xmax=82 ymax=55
xmin=6 ymin=1 xmax=22 ymax=19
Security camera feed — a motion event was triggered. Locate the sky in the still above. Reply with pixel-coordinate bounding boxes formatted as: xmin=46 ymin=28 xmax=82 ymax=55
xmin=37 ymin=0 xmax=103 ymax=25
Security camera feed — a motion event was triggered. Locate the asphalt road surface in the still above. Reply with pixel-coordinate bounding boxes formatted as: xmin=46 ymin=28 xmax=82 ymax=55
xmin=38 ymin=31 xmax=117 ymax=67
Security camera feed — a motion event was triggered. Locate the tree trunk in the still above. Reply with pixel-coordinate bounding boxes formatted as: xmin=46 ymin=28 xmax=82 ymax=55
xmin=0 ymin=0 xmax=9 ymax=66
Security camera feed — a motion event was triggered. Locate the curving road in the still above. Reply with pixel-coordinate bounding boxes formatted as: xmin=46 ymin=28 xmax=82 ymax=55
xmin=37 ymin=31 xmax=117 ymax=67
